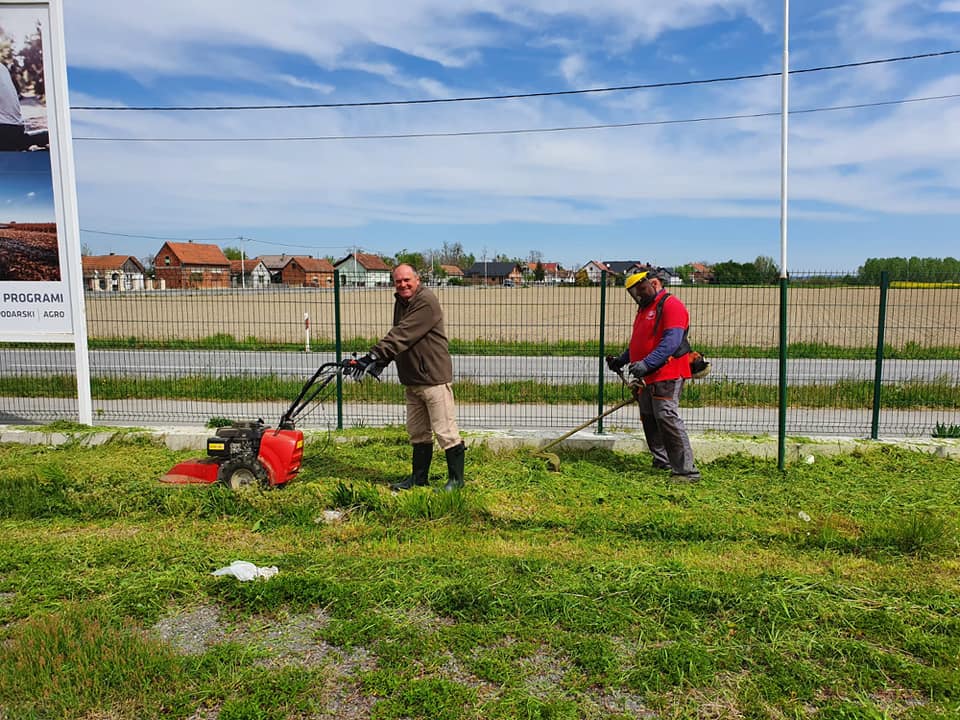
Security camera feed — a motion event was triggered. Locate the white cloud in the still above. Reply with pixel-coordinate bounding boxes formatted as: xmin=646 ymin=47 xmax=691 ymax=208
xmin=275 ymin=75 xmax=335 ymax=94
xmin=60 ymin=1 xmax=960 ymax=269
xmin=559 ymin=54 xmax=587 ymax=85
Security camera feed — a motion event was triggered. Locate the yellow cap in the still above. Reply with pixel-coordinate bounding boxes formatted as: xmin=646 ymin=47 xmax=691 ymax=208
xmin=624 ymin=271 xmax=648 ymax=289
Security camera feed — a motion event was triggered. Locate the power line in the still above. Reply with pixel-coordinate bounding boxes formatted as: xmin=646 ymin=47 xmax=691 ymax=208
xmin=72 ymin=92 xmax=960 ymax=143
xmin=70 ymin=50 xmax=960 ymax=112
xmin=80 ymin=228 xmax=240 ymax=241
xmin=244 ymin=237 xmax=352 ymax=250
xmin=80 ymin=227 xmax=354 ymax=252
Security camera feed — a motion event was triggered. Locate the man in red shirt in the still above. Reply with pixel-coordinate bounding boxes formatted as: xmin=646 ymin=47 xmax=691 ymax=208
xmin=606 ymin=269 xmax=700 ymax=481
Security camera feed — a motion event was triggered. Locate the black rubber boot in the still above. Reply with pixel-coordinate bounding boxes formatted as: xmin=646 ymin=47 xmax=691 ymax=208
xmin=390 ymin=443 xmax=433 ymax=491
xmin=443 ymin=442 xmax=466 ymax=492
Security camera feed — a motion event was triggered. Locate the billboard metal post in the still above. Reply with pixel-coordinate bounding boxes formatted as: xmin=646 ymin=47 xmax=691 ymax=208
xmin=0 ymin=0 xmax=91 ymax=423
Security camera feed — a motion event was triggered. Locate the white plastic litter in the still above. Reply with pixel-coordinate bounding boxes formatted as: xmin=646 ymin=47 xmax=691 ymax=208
xmin=798 ymin=511 xmax=812 ymax=523
xmin=316 ymin=509 xmax=344 ymax=524
xmin=211 ymin=560 xmax=279 ymax=582
xmin=804 ymin=455 xmax=816 ymax=464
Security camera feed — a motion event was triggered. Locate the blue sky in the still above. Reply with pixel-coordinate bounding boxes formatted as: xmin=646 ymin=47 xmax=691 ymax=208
xmin=0 ymin=153 xmax=54 ymax=221
xmin=54 ymin=1 xmax=960 ymax=272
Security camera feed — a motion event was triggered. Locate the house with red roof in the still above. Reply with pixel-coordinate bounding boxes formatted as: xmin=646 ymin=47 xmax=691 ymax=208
xmin=82 ymin=254 xmax=146 ymax=292
xmin=690 ymin=262 xmax=715 ymax=284
xmin=230 ymin=258 xmax=271 ymax=288
xmin=333 ymin=252 xmax=393 ymax=287
xmin=576 ymin=260 xmax=616 ymax=285
xmin=281 ymin=256 xmax=335 ymax=288
xmin=154 ymin=241 xmax=230 ymax=289
xmin=525 ymin=261 xmax=568 ymax=284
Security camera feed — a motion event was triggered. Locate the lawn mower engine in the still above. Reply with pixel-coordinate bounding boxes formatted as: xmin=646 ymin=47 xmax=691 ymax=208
xmin=158 ymin=360 xmax=356 ymax=490
xmin=160 ymin=420 xmax=304 ymax=490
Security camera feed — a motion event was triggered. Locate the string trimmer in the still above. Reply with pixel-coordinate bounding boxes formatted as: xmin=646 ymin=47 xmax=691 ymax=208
xmin=536 ymin=369 xmax=640 ymax=472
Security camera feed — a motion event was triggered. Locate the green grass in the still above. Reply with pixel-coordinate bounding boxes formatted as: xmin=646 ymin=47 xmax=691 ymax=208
xmin=3 ymin=373 xmax=960 ymax=410
xmin=0 ymin=431 xmax=959 ymax=718
xmin=933 ymin=422 xmax=960 ymax=438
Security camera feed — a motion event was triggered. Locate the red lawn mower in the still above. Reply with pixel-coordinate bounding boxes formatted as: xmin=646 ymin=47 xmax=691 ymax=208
xmin=160 ymin=359 xmax=363 ymax=490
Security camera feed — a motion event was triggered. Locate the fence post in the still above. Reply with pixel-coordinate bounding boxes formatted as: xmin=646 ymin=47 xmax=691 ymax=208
xmin=597 ymin=270 xmax=608 ymax=434
xmin=334 ymin=270 xmax=344 ymax=430
xmin=777 ymin=276 xmax=789 ymax=471
xmin=870 ymin=271 xmax=889 ymax=440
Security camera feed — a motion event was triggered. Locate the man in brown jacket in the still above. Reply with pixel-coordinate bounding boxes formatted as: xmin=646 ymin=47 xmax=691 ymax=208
xmin=348 ymin=264 xmax=466 ymax=491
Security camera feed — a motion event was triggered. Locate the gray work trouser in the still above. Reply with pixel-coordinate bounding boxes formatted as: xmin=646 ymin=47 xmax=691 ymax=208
xmin=637 ymin=378 xmax=699 ymax=478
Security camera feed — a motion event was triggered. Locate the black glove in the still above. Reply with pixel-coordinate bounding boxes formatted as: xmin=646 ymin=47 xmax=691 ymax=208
xmin=606 ymin=354 xmax=627 ymax=373
xmin=628 ymin=360 xmax=650 ymax=381
xmin=344 ymin=353 xmax=383 ymax=379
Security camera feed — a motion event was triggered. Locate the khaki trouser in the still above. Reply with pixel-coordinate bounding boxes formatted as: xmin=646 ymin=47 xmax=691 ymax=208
xmin=405 ymin=383 xmax=462 ymax=450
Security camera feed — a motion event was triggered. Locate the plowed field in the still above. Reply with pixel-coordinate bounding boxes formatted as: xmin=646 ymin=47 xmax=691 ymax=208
xmin=0 ymin=223 xmax=60 ymax=281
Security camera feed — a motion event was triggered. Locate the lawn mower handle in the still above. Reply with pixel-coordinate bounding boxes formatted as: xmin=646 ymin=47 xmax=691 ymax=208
xmin=277 ymin=359 xmax=351 ymax=430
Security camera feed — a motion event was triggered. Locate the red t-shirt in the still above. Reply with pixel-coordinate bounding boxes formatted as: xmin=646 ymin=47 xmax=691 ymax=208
xmin=629 ymin=292 xmax=692 ymax=383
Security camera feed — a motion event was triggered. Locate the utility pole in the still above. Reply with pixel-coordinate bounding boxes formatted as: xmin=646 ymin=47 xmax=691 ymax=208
xmin=238 ymin=236 xmax=246 ymax=289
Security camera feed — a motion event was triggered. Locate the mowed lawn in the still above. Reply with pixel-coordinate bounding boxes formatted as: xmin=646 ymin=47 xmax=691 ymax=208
xmin=0 ymin=428 xmax=958 ymax=719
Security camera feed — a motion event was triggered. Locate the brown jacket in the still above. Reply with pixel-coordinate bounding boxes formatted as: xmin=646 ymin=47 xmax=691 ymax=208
xmin=372 ymin=285 xmax=453 ymax=386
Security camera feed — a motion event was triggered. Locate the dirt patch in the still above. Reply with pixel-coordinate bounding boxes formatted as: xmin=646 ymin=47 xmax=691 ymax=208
xmin=152 ymin=604 xmax=378 ymax=719
xmin=153 ymin=604 xmax=223 ymax=655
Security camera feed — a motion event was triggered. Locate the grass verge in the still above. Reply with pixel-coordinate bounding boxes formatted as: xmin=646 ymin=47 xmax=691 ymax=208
xmin=0 ymin=431 xmax=958 ymax=718
xmin=3 ymin=374 xmax=960 ymax=409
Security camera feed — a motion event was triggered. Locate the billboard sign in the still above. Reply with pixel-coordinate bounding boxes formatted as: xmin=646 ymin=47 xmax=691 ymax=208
xmin=0 ymin=0 xmax=83 ymax=340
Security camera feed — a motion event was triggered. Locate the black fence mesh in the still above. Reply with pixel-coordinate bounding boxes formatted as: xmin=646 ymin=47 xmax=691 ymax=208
xmin=2 ymin=274 xmax=958 ymax=438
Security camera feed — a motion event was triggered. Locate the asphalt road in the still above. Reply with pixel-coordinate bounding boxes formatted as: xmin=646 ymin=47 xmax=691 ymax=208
xmin=5 ymin=349 xmax=960 ymax=385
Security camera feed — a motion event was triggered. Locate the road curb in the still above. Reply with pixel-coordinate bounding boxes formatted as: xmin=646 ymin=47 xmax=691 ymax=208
xmin=2 ymin=425 xmax=957 ymax=463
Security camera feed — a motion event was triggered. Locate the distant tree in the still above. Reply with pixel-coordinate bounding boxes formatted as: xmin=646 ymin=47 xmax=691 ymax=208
xmin=534 ymin=261 xmax=545 ymax=282
xmin=222 ymin=246 xmax=243 ymax=260
xmin=395 ymin=250 xmax=426 ymax=272
xmin=711 ymin=260 xmax=747 ymax=285
xmin=81 ymin=243 xmax=93 ymax=256
xmin=433 ymin=241 xmax=473 ymax=270
xmin=857 ymin=257 xmax=960 ymax=284
xmin=753 ymin=255 xmax=779 ymax=283
xmin=574 ymin=269 xmax=591 ymax=286
xmin=674 ymin=263 xmax=694 ymax=283
xmin=711 ymin=257 xmax=778 ymax=285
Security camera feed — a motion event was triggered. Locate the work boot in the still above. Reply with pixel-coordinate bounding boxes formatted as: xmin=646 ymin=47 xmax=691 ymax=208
xmin=443 ymin=442 xmax=466 ymax=492
xmin=390 ymin=443 xmax=433 ymax=491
